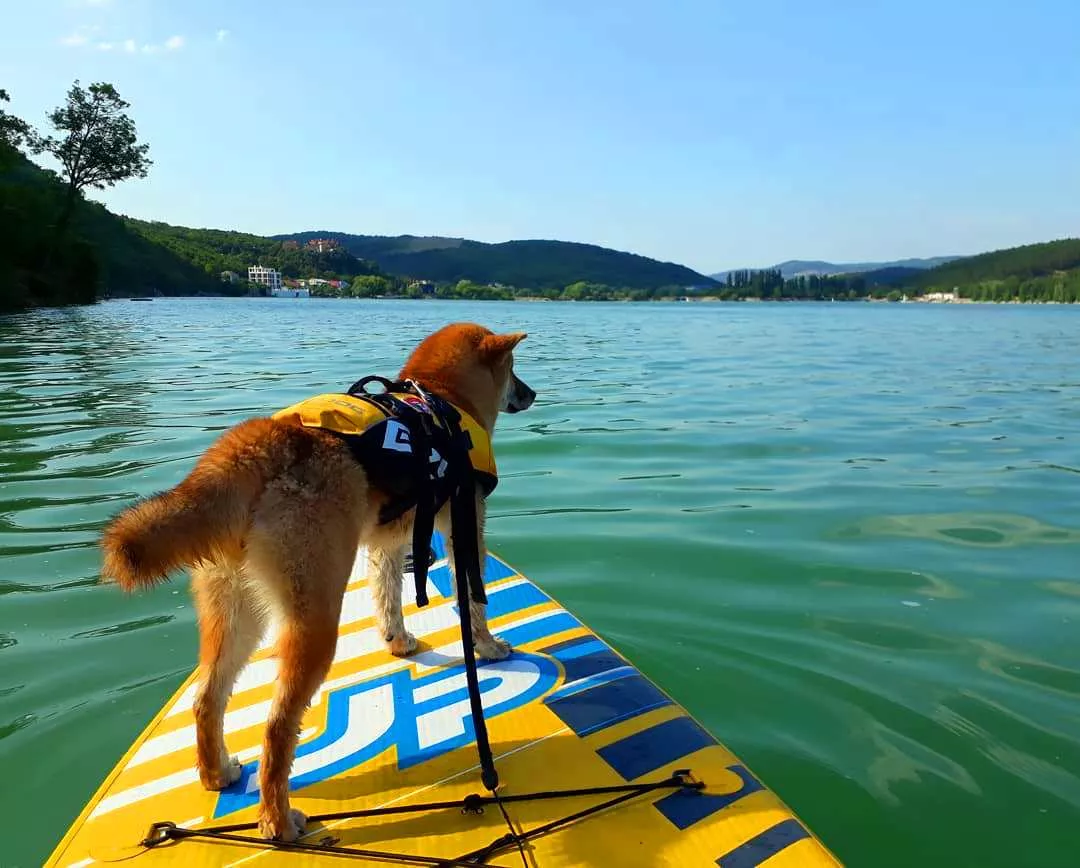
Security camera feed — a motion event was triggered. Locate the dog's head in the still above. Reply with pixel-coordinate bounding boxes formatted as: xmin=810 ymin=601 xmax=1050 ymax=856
xmin=399 ymin=323 xmax=535 ymax=431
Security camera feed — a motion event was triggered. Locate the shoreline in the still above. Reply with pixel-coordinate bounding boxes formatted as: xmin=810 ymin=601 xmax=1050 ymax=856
xmin=89 ymin=293 xmax=1079 ymax=306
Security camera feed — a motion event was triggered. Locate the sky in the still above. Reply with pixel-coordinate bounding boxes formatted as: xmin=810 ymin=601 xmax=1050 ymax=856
xmin=2 ymin=0 xmax=1078 ymax=275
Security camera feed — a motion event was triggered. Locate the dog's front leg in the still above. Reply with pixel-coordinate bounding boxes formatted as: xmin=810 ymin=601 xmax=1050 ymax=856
xmin=369 ymin=544 xmax=417 ymax=657
xmin=442 ymin=493 xmax=512 ymax=661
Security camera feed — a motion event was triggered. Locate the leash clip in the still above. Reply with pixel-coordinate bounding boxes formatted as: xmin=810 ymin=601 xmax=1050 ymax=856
xmin=348 ymin=375 xmax=396 ymax=396
xmin=142 ymin=821 xmax=178 ymax=848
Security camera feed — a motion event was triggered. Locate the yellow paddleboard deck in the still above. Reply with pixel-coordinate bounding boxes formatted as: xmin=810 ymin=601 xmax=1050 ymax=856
xmin=48 ymin=535 xmax=840 ymax=867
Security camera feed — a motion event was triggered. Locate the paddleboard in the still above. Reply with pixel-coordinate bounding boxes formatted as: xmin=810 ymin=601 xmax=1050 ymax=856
xmin=47 ymin=534 xmax=840 ymax=867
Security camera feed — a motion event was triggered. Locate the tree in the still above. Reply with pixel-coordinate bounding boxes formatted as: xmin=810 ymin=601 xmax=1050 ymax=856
xmin=0 ymin=88 xmax=32 ymax=167
xmin=32 ymin=81 xmax=151 ymax=233
xmin=351 ymin=274 xmax=393 ymax=298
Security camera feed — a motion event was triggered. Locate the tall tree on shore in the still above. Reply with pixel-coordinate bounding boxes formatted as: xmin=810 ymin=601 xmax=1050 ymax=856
xmin=0 ymin=88 xmax=32 ymax=168
xmin=32 ymin=81 xmax=151 ymax=233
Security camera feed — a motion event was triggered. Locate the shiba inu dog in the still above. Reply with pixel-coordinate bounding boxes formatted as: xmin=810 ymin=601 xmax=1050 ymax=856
xmin=99 ymin=322 xmax=535 ymax=841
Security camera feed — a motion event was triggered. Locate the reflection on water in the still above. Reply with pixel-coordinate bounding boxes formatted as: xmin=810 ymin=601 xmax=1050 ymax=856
xmin=1 ymin=298 xmax=1079 ymax=868
xmin=838 ymin=511 xmax=1080 ymax=547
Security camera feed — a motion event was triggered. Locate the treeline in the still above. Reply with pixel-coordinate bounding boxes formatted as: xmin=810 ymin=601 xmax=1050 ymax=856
xmin=124 ymin=221 xmax=385 ymax=283
xmin=719 ymin=268 xmax=871 ymax=300
xmin=316 ymin=277 xmax=711 ymax=302
xmin=713 ymin=254 xmax=1080 ymax=303
xmin=1 ymin=152 xmax=98 ymax=309
xmin=949 ymin=272 xmax=1080 ymax=303
xmin=367 ymin=267 xmax=1080 ymax=303
xmin=1 ymin=87 xmax=104 ymax=310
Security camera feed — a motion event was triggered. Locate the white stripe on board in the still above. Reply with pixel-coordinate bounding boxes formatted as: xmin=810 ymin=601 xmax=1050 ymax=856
xmin=167 ymin=575 xmax=524 ymax=718
xmin=90 ymin=729 xmax=312 ymax=820
xmin=99 ymin=638 xmax=561 ymax=818
xmin=240 ymin=684 xmax=396 ymax=795
xmin=131 ymin=695 xmax=325 ymax=768
xmin=414 ymin=658 xmax=545 ymax=752
xmin=91 ymin=744 xmax=262 ymax=819
xmin=252 ymin=562 xmax=446 ymax=652
xmin=123 ymin=601 xmax=562 ymax=776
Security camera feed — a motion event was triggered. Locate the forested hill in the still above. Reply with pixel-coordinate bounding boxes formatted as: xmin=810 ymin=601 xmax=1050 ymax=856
xmin=913 ymin=239 xmax=1080 ymax=289
xmin=124 ymin=222 xmax=384 ymax=281
xmin=1 ymin=153 xmax=220 ymax=308
xmin=274 ymin=231 xmax=717 ymax=291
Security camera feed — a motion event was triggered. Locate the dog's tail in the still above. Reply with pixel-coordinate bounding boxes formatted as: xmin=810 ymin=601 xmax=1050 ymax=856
xmin=101 ymin=417 xmax=283 ymax=591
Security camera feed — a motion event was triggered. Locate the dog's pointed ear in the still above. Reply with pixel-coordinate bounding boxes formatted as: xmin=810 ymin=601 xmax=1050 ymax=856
xmin=479 ymin=331 xmax=527 ymax=361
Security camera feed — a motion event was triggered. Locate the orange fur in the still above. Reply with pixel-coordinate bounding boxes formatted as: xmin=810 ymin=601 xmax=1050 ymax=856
xmin=98 ymin=322 xmax=532 ymax=842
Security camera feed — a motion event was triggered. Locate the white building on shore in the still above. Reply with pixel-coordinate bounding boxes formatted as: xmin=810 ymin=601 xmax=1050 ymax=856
xmin=248 ymin=265 xmax=283 ymax=293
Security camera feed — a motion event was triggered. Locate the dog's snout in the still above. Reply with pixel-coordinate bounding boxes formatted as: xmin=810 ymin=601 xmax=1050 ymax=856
xmin=506 ymin=374 xmax=535 ymax=413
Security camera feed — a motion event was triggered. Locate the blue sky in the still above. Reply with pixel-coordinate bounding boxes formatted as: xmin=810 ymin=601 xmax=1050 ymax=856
xmin=2 ymin=0 xmax=1078 ymax=274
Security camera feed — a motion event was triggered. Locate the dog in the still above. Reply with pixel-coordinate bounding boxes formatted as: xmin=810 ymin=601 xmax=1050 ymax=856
xmin=99 ymin=322 xmax=535 ymax=841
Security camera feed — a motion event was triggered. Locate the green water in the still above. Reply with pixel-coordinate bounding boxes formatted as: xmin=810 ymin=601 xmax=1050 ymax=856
xmin=2 ymin=298 xmax=1079 ymax=866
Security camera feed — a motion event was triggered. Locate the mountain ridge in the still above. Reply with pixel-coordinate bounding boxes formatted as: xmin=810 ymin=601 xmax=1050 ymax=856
xmin=710 ymin=256 xmax=961 ymax=281
xmin=273 ymin=230 xmax=718 ymax=290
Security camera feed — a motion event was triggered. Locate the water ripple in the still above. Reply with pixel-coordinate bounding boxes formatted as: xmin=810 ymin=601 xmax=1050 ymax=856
xmin=2 ymin=298 xmax=1079 ymax=868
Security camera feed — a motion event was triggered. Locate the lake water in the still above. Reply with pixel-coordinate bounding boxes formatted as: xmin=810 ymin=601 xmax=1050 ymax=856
xmin=1 ymin=298 xmax=1078 ymax=866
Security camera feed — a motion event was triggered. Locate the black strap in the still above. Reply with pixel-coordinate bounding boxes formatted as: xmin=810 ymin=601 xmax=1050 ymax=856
xmin=346 ymin=377 xmax=440 ymax=609
xmin=402 ymin=407 xmax=435 ymax=609
xmin=436 ymin=400 xmax=497 ymax=791
xmin=142 ymin=821 xmax=501 ymax=866
xmin=141 ymin=773 xmax=702 ymax=863
xmin=455 ymin=775 xmax=700 ymax=864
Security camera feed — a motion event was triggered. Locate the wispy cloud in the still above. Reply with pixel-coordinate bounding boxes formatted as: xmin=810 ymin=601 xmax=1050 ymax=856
xmin=60 ymin=27 xmax=187 ymax=55
xmin=216 ymin=29 xmax=229 ymax=43
xmin=59 ymin=26 xmax=99 ymax=47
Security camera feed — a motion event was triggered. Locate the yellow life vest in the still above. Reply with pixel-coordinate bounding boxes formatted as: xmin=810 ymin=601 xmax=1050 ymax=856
xmin=272 ymin=391 xmax=498 ymax=496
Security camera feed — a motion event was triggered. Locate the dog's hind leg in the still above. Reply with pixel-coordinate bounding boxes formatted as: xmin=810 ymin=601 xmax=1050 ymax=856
xmin=191 ymin=561 xmax=265 ymax=791
xmin=245 ymin=505 xmax=354 ymax=842
xmin=369 ymin=544 xmax=416 ymax=657
xmin=439 ymin=496 xmax=512 ymax=661
xmin=257 ymin=615 xmax=338 ymax=841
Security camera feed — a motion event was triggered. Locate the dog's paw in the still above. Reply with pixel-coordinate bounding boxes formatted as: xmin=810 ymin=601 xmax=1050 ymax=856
xmin=260 ymin=808 xmax=307 ymax=842
xmin=224 ymin=755 xmax=243 ymax=785
xmin=475 ymin=634 xmax=512 ymax=661
xmin=199 ymin=755 xmax=243 ymax=791
xmin=388 ymin=631 xmax=418 ymax=657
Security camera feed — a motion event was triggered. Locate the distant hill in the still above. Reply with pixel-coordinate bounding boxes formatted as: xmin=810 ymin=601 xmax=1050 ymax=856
xmin=126 ymin=222 xmax=384 ymax=282
xmin=276 ymin=230 xmax=464 ymax=261
xmin=714 ymin=240 xmax=1080 ymax=303
xmin=710 ymin=256 xmax=959 ymax=281
xmin=854 ymin=266 xmax=928 ymax=287
xmin=274 ymin=231 xmax=717 ymax=291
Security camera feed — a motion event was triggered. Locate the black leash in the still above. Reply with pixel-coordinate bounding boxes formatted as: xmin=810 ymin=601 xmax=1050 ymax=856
xmin=439 ymin=398 xmax=498 ymax=793
xmin=344 ymin=376 xmax=498 ymax=793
